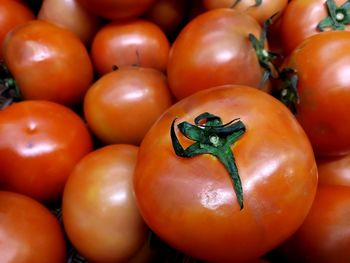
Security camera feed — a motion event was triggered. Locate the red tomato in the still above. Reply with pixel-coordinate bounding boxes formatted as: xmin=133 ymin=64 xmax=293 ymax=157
xmin=281 ymin=30 xmax=350 ymax=157
xmin=167 ymin=8 xmax=270 ymax=101
xmin=317 ymin=153 xmax=350 ymax=187
xmin=91 ymin=19 xmax=170 ymax=76
xmin=279 ymin=0 xmax=350 ymax=55
xmin=83 ymin=66 xmax=173 ymax=145
xmin=133 ymin=85 xmax=317 ymax=262
xmin=143 ymin=0 xmax=187 ymax=37
xmin=76 ymin=0 xmax=157 ymax=20
xmin=203 ymin=0 xmax=288 ymax=25
xmin=0 ymin=191 xmax=67 ymax=263
xmin=0 ymin=0 xmax=35 ymax=59
xmin=0 ymin=100 xmax=93 ymax=203
xmin=2 ymin=19 xmax=94 ymax=106
xmin=274 ymin=185 xmax=350 ymax=263
xmin=62 ymin=144 xmax=149 ymax=263
xmin=37 ymin=0 xmax=102 ymax=46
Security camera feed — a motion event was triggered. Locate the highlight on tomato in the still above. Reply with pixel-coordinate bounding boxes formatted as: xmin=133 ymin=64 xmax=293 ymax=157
xmin=2 ymin=19 xmax=94 ymax=106
xmin=317 ymin=153 xmax=350 ymax=187
xmin=0 ymin=100 xmax=93 ymax=203
xmin=0 ymin=191 xmax=67 ymax=263
xmin=133 ymin=84 xmax=318 ymax=262
xmin=62 ymin=144 xmax=152 ymax=263
xmin=83 ymin=66 xmax=173 ymax=146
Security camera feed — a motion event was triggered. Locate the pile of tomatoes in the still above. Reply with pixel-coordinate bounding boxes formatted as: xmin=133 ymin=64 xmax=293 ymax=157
xmin=1 ymin=0 xmax=350 ymax=262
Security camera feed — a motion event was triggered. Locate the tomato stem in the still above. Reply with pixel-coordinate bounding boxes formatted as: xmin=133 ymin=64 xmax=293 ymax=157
xmin=317 ymin=0 xmax=350 ymax=31
xmin=0 ymin=62 xmax=21 ymax=109
xmin=170 ymin=112 xmax=246 ymax=209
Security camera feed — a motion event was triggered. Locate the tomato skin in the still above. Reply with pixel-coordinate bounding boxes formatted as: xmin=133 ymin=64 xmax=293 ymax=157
xmin=203 ymin=0 xmax=288 ymax=25
xmin=282 ymin=31 xmax=350 ymax=157
xmin=0 ymin=191 xmax=67 ymax=263
xmin=76 ymin=0 xmax=157 ymax=20
xmin=0 ymin=100 xmax=93 ymax=203
xmin=62 ymin=144 xmax=149 ymax=263
xmin=38 ymin=0 xmax=102 ymax=46
xmin=275 ymin=185 xmax=350 ymax=263
xmin=0 ymin=0 xmax=35 ymax=59
xmin=91 ymin=19 xmax=170 ymax=76
xmin=280 ymin=0 xmax=350 ymax=55
xmin=83 ymin=66 xmax=173 ymax=146
xmin=317 ymin=154 xmax=350 ymax=187
xmin=2 ymin=19 xmax=94 ymax=106
xmin=133 ymin=85 xmax=318 ymax=262
xmin=167 ymin=8 xmax=268 ymax=101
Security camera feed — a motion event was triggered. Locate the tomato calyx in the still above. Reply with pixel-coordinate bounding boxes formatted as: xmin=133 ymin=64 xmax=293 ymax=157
xmin=0 ymin=62 xmax=21 ymax=109
xmin=249 ymin=15 xmax=280 ymax=88
xmin=170 ymin=112 xmax=246 ymax=209
xmin=232 ymin=0 xmax=262 ymax=8
xmin=317 ymin=0 xmax=350 ymax=31
xmin=274 ymin=67 xmax=300 ymax=114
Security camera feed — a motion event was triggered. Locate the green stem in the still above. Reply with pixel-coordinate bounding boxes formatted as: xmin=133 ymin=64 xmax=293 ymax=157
xmin=317 ymin=0 xmax=350 ymax=31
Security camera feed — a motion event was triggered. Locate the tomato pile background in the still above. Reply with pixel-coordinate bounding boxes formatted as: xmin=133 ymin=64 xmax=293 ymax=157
xmin=1 ymin=0 xmax=350 ymax=263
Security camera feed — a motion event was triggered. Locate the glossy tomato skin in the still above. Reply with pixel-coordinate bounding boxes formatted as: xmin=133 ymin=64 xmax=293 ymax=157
xmin=167 ymin=8 xmax=268 ymax=101
xmin=133 ymin=85 xmax=318 ymax=262
xmin=274 ymin=185 xmax=350 ymax=263
xmin=91 ymin=19 xmax=170 ymax=76
xmin=38 ymin=0 xmax=102 ymax=46
xmin=2 ymin=19 xmax=94 ymax=106
xmin=279 ymin=0 xmax=350 ymax=55
xmin=0 ymin=191 xmax=67 ymax=263
xmin=83 ymin=66 xmax=173 ymax=146
xmin=203 ymin=0 xmax=288 ymax=25
xmin=317 ymin=153 xmax=350 ymax=187
xmin=0 ymin=0 xmax=35 ymax=59
xmin=62 ymin=144 xmax=149 ymax=263
xmin=282 ymin=31 xmax=350 ymax=157
xmin=76 ymin=0 xmax=157 ymax=20
xmin=0 ymin=100 xmax=93 ymax=203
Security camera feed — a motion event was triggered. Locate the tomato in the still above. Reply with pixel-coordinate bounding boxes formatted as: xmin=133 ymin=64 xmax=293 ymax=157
xmin=2 ymin=19 xmax=94 ymax=106
xmin=0 ymin=191 xmax=67 ymax=263
xmin=0 ymin=100 xmax=93 ymax=203
xmin=274 ymin=185 xmax=350 ymax=263
xmin=167 ymin=8 xmax=271 ymax=101
xmin=62 ymin=144 xmax=149 ymax=263
xmin=317 ymin=153 xmax=350 ymax=187
xmin=279 ymin=0 xmax=350 ymax=55
xmin=143 ymin=0 xmax=187 ymax=37
xmin=91 ymin=19 xmax=170 ymax=76
xmin=37 ymin=0 xmax=102 ymax=46
xmin=0 ymin=0 xmax=35 ymax=59
xmin=76 ymin=0 xmax=157 ymax=20
xmin=133 ymin=85 xmax=317 ymax=262
xmin=83 ymin=66 xmax=173 ymax=145
xmin=280 ymin=30 xmax=350 ymax=157
xmin=203 ymin=0 xmax=289 ymax=25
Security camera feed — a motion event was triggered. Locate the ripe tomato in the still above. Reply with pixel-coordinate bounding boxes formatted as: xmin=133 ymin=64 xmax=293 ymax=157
xmin=279 ymin=0 xmax=350 ymax=55
xmin=281 ymin=30 xmax=350 ymax=157
xmin=0 ymin=191 xmax=67 ymax=263
xmin=83 ymin=66 xmax=173 ymax=145
xmin=133 ymin=85 xmax=317 ymax=262
xmin=0 ymin=100 xmax=93 ymax=203
xmin=274 ymin=185 xmax=350 ymax=263
xmin=91 ymin=19 xmax=170 ymax=76
xmin=0 ymin=0 xmax=35 ymax=59
xmin=37 ymin=0 xmax=102 ymax=46
xmin=317 ymin=153 xmax=350 ymax=187
xmin=203 ymin=0 xmax=288 ymax=25
xmin=62 ymin=144 xmax=149 ymax=263
xmin=167 ymin=8 xmax=270 ymax=101
xmin=2 ymin=19 xmax=94 ymax=106
xmin=76 ymin=0 xmax=157 ymax=20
